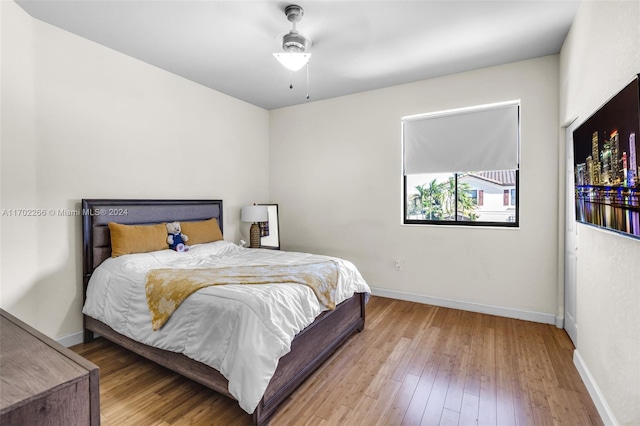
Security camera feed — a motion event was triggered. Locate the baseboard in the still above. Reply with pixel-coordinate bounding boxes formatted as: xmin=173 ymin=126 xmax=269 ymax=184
xmin=56 ymin=330 xmax=84 ymax=348
xmin=369 ymin=287 xmax=557 ymax=325
xmin=573 ymin=350 xmax=619 ymax=426
xmin=61 ymin=290 xmax=557 ymax=346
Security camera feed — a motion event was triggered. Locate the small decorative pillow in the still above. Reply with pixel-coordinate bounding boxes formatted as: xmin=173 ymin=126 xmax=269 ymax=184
xmin=180 ymin=218 xmax=223 ymax=246
xmin=108 ymin=222 xmax=169 ymax=257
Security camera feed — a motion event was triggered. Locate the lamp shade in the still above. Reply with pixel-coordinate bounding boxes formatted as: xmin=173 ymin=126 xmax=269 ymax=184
xmin=273 ymin=52 xmax=311 ymax=72
xmin=241 ymin=205 xmax=268 ymax=223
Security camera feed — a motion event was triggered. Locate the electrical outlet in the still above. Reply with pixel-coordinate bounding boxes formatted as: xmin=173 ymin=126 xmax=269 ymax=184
xmin=395 ymin=258 xmax=403 ymax=271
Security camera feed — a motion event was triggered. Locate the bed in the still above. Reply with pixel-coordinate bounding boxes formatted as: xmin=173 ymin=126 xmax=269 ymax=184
xmin=81 ymin=199 xmax=368 ymax=425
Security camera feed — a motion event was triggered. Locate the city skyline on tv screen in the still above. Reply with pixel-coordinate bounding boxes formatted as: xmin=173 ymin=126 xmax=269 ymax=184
xmin=573 ymin=77 xmax=639 ymax=189
xmin=573 ymin=75 xmax=640 ymax=239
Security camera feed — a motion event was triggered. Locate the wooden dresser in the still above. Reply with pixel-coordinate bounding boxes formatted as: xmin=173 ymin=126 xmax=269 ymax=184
xmin=0 ymin=309 xmax=100 ymax=425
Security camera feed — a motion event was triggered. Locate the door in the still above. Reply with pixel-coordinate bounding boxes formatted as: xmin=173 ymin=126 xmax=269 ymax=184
xmin=564 ymin=122 xmax=578 ymax=346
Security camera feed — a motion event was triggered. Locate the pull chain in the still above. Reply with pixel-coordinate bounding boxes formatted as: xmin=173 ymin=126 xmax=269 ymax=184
xmin=285 ymin=57 xmax=310 ymax=99
xmin=306 ymin=62 xmax=310 ymax=100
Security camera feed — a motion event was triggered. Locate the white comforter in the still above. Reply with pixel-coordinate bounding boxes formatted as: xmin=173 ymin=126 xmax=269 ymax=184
xmin=83 ymin=241 xmax=370 ymax=414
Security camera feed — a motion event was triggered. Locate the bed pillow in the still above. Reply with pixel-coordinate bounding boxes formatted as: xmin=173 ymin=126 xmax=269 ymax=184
xmin=180 ymin=218 xmax=223 ymax=245
xmin=108 ymin=222 xmax=169 ymax=257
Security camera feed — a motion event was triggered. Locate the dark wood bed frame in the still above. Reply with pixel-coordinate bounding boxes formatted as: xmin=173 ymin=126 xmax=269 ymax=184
xmin=81 ymin=199 xmax=366 ymax=426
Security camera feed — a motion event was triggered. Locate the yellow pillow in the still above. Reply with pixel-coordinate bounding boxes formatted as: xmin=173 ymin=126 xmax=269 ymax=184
xmin=108 ymin=222 xmax=169 ymax=257
xmin=180 ymin=218 xmax=223 ymax=246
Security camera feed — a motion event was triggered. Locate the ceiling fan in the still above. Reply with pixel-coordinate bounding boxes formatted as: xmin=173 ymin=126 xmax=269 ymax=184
xmin=273 ymin=4 xmax=311 ymax=72
xmin=273 ymin=4 xmax=312 ymax=98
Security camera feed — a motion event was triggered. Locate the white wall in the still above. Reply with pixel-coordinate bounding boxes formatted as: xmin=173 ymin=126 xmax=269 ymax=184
xmin=559 ymin=1 xmax=640 ymax=424
xmin=0 ymin=1 xmax=269 ymax=339
xmin=270 ymin=56 xmax=560 ymax=321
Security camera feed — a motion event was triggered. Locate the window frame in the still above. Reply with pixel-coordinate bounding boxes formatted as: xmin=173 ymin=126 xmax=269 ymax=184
xmin=402 ymin=101 xmax=520 ymax=228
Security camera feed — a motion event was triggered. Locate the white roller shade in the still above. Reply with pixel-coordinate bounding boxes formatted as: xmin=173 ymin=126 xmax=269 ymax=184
xmin=403 ymin=101 xmax=520 ymax=174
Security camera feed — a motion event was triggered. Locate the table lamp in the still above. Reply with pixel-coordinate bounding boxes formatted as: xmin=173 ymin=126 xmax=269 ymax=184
xmin=241 ymin=205 xmax=268 ymax=248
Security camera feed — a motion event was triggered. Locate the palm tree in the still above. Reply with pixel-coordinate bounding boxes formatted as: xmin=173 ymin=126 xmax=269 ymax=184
xmin=413 ymin=175 xmax=479 ymax=221
xmin=416 ymin=179 xmax=444 ymax=220
xmin=437 ymin=176 xmax=479 ymax=221
xmin=413 ymin=184 xmax=428 ymax=218
xmin=441 ymin=177 xmax=457 ymax=219
xmin=457 ymin=182 xmax=477 ymax=220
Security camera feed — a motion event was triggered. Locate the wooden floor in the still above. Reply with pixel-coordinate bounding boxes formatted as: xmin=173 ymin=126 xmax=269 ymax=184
xmin=71 ymin=296 xmax=602 ymax=425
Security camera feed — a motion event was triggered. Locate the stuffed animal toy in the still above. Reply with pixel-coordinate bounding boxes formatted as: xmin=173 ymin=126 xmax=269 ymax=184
xmin=166 ymin=221 xmax=189 ymax=252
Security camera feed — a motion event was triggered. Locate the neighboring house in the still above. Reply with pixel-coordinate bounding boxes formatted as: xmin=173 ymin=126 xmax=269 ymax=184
xmin=459 ymin=170 xmax=517 ymax=222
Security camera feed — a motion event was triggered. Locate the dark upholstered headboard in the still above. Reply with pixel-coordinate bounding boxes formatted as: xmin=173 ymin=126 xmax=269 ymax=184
xmin=81 ymin=199 xmax=223 ymax=291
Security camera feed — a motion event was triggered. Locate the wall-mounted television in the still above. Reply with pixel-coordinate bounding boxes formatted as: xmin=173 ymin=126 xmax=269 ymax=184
xmin=573 ymin=74 xmax=640 ymax=240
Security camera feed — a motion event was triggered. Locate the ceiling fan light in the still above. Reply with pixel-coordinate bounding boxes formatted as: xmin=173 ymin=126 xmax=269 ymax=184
xmin=273 ymin=52 xmax=311 ymax=72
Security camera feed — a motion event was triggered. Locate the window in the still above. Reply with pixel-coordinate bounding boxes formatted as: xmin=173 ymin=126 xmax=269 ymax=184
xmin=403 ymin=101 xmax=520 ymax=226
xmin=469 ymin=189 xmax=479 ymax=205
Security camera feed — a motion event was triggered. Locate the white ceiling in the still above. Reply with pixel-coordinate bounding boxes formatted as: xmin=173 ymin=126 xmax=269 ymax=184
xmin=15 ymin=1 xmax=581 ymax=110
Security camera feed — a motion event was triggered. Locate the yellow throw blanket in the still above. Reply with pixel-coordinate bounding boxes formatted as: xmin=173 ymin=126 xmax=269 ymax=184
xmin=145 ymin=261 xmax=339 ymax=330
